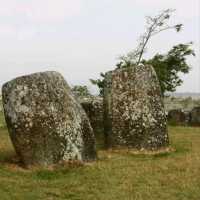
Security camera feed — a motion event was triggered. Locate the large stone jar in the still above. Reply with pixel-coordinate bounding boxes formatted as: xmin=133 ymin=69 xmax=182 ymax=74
xmin=104 ymin=65 xmax=169 ymax=150
xmin=2 ymin=71 xmax=96 ymax=166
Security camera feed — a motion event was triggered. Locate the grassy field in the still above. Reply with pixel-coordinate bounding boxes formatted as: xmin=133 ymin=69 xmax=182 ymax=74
xmin=0 ymin=119 xmax=200 ymax=200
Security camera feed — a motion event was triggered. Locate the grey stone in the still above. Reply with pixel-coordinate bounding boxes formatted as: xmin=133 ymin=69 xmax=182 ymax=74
xmin=104 ymin=65 xmax=169 ymax=150
xmin=167 ymin=109 xmax=187 ymax=126
xmin=2 ymin=71 xmax=96 ymax=167
xmin=79 ymin=96 xmax=103 ymax=134
xmin=190 ymin=107 xmax=200 ymax=126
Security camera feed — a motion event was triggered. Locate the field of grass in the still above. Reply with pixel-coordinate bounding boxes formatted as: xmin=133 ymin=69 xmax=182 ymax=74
xmin=0 ymin=117 xmax=200 ymax=199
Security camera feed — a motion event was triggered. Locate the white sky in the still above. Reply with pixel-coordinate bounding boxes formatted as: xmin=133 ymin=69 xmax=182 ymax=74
xmin=0 ymin=0 xmax=199 ymax=94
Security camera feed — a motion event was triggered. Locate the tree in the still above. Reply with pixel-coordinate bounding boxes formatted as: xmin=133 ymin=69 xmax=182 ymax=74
xmin=71 ymin=85 xmax=91 ymax=97
xmin=91 ymin=43 xmax=195 ymax=96
xmin=90 ymin=73 xmax=105 ymax=96
xmin=117 ymin=9 xmax=183 ymax=68
xmin=90 ymin=9 xmax=195 ymax=96
xmin=143 ymin=42 xmax=195 ymax=94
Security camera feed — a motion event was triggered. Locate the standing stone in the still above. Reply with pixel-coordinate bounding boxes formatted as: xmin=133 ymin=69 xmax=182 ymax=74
xmin=190 ymin=107 xmax=200 ymax=126
xmin=104 ymin=65 xmax=169 ymax=150
xmin=2 ymin=71 xmax=96 ymax=167
xmin=167 ymin=109 xmax=187 ymax=126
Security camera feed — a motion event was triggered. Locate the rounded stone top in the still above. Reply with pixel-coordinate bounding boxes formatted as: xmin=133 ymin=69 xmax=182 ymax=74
xmin=3 ymin=71 xmax=66 ymax=88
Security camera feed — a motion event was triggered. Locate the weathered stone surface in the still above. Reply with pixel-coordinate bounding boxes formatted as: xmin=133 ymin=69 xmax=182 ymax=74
xmin=167 ymin=109 xmax=187 ymax=126
xmin=190 ymin=107 xmax=200 ymax=126
xmin=2 ymin=71 xmax=96 ymax=166
xmin=104 ymin=65 xmax=169 ymax=150
xmin=79 ymin=97 xmax=103 ymax=134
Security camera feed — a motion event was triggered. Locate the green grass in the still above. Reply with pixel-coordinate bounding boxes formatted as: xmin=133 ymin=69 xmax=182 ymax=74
xmin=0 ymin=111 xmax=6 ymax=128
xmin=0 ymin=124 xmax=200 ymax=200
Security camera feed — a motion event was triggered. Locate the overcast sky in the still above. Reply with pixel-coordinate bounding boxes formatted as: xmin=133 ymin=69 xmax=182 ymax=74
xmin=0 ymin=0 xmax=199 ymax=94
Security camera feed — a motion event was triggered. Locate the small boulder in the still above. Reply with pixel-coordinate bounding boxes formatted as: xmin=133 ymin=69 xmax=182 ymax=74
xmin=2 ymin=71 xmax=96 ymax=167
xmin=80 ymin=97 xmax=103 ymax=134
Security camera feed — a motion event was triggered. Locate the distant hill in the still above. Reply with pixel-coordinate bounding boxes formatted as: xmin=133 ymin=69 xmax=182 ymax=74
xmin=167 ymin=93 xmax=200 ymax=99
